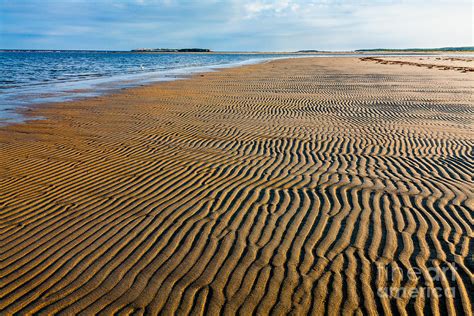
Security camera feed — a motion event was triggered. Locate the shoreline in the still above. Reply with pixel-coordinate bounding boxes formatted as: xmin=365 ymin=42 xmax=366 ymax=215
xmin=0 ymin=57 xmax=472 ymax=315
xmin=0 ymin=53 xmax=316 ymax=126
xmin=2 ymin=53 xmax=474 ymax=126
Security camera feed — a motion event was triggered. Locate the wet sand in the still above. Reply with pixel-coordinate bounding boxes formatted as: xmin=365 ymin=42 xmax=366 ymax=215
xmin=0 ymin=57 xmax=472 ymax=315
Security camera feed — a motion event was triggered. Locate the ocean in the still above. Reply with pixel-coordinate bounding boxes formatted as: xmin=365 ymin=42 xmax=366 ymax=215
xmin=0 ymin=51 xmax=313 ymax=124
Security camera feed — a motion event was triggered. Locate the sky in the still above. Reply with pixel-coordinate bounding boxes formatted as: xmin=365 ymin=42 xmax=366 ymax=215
xmin=0 ymin=0 xmax=472 ymax=51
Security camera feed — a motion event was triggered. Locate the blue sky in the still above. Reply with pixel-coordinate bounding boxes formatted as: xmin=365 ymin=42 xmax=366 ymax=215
xmin=0 ymin=0 xmax=472 ymax=51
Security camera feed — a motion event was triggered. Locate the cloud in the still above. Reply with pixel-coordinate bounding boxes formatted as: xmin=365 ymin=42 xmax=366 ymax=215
xmin=0 ymin=0 xmax=472 ymax=51
xmin=243 ymin=0 xmax=295 ymax=18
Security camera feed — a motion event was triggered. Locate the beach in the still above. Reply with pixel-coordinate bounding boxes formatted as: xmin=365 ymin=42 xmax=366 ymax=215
xmin=0 ymin=57 xmax=472 ymax=315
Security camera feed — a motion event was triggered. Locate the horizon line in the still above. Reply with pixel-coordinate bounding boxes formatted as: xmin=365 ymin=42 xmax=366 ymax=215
xmin=1 ymin=46 xmax=473 ymax=53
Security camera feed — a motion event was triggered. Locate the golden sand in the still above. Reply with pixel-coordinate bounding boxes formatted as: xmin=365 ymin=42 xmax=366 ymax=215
xmin=0 ymin=57 xmax=472 ymax=315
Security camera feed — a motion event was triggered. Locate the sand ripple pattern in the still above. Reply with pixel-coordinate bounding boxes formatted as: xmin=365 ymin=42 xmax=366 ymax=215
xmin=0 ymin=58 xmax=473 ymax=315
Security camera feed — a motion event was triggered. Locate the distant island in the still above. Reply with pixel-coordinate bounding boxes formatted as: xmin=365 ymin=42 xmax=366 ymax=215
xmin=356 ymin=46 xmax=474 ymax=52
xmin=1 ymin=47 xmax=473 ymax=54
xmin=131 ymin=48 xmax=211 ymax=52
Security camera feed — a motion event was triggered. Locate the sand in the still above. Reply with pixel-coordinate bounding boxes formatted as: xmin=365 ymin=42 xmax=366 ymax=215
xmin=0 ymin=57 xmax=472 ymax=315
xmin=361 ymin=56 xmax=474 ymax=73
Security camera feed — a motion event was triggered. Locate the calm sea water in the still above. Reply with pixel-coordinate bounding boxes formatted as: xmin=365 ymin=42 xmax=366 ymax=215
xmin=0 ymin=52 xmax=313 ymax=123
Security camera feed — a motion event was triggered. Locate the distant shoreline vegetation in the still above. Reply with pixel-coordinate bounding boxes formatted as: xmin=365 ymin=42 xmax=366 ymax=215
xmin=355 ymin=46 xmax=474 ymax=52
xmin=131 ymin=48 xmax=211 ymax=52
xmin=1 ymin=46 xmax=473 ymax=53
xmin=296 ymin=50 xmax=320 ymax=53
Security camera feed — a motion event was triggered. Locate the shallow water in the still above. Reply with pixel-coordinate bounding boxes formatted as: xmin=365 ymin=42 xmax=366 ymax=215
xmin=0 ymin=52 xmax=304 ymax=123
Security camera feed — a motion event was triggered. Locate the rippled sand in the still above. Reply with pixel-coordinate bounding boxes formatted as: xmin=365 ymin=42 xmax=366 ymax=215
xmin=0 ymin=57 xmax=472 ymax=315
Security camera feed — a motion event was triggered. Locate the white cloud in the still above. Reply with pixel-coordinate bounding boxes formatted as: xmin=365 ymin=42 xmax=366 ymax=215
xmin=2 ymin=0 xmax=472 ymax=51
xmin=243 ymin=0 xmax=296 ymax=18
